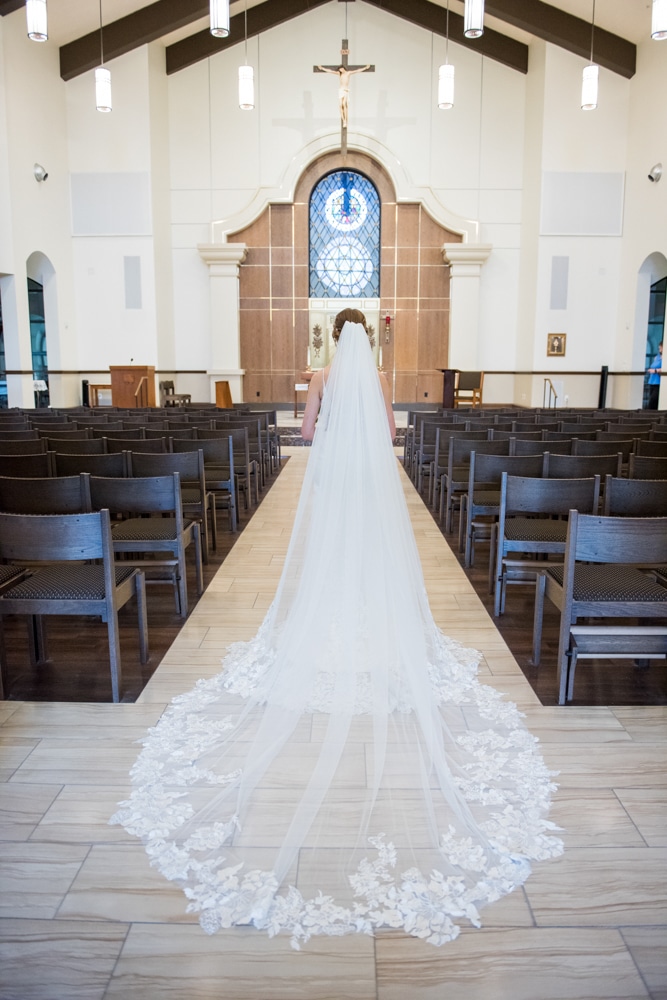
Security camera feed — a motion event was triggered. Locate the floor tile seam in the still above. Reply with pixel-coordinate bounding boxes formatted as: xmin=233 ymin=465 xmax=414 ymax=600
xmin=610 ymin=788 xmax=652 ymax=850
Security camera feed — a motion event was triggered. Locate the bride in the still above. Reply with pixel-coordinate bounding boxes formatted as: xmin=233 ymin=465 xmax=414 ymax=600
xmin=112 ymin=309 xmax=563 ymax=949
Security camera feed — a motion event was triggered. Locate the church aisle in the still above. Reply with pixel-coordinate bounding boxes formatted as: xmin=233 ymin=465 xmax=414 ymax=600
xmin=0 ymin=449 xmax=664 ymax=1000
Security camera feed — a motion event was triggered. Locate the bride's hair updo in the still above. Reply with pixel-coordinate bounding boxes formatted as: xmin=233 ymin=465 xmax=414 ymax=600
xmin=332 ymin=308 xmax=368 ymax=343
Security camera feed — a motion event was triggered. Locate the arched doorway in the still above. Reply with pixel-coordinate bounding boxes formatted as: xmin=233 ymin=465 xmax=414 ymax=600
xmin=636 ymin=252 xmax=667 ymax=410
xmin=26 ymin=252 xmax=58 ymax=408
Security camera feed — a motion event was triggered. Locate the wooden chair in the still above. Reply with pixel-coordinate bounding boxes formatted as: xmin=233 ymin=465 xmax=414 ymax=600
xmin=127 ymin=449 xmax=217 ymax=560
xmin=0 ymin=439 xmax=48 ymax=455
xmin=430 ymin=427 xmax=487 ymax=510
xmin=52 ymin=451 xmax=128 ymax=477
xmin=628 ymin=454 xmax=667 ymax=480
xmin=147 ymin=427 xmax=194 ymax=440
xmin=603 ymin=476 xmax=667 ymax=517
xmin=172 ymin=436 xmax=237 ymax=532
xmin=634 ymin=439 xmax=667 ymax=457
xmin=453 ymin=371 xmax=484 ymax=408
xmin=44 ymin=436 xmax=107 ymax=455
xmin=0 ymin=509 xmax=148 ymax=702
xmin=543 ymin=452 xmax=623 ymax=479
xmin=88 ymin=473 xmax=203 ymax=618
xmin=438 ymin=437 xmax=510 ymax=532
xmin=532 ymin=512 xmax=667 ymax=704
xmin=94 ymin=427 xmax=146 ymax=440
xmin=160 ymin=380 xmax=191 ymax=407
xmin=461 ymin=451 xmax=545 ymax=567
xmin=0 ymin=453 xmax=54 ymax=477
xmin=197 ymin=426 xmax=258 ymax=508
xmin=492 ymin=473 xmax=600 ymax=616
xmin=106 ymin=437 xmax=168 ymax=454
xmin=0 ymin=475 xmax=91 ymax=514
xmin=0 ymin=430 xmax=40 ymax=441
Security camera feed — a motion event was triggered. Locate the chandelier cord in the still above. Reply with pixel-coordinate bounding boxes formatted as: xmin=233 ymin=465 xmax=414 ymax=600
xmin=99 ymin=0 xmax=104 ymax=65
xmin=590 ymin=0 xmax=596 ymax=63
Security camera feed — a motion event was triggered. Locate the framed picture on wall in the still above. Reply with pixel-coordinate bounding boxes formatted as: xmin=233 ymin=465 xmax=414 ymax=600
xmin=547 ymin=333 xmax=566 ymax=357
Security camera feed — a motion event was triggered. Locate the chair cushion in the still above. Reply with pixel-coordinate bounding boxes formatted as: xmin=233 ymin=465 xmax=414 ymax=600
xmin=2 ymin=564 xmax=136 ymax=600
xmin=471 ymin=490 xmax=500 ymax=506
xmin=0 ymin=565 xmax=26 ymax=585
xmin=112 ymin=517 xmax=178 ymax=541
xmin=547 ymin=565 xmax=667 ymax=602
xmin=180 ymin=487 xmax=202 ymax=504
xmin=504 ymin=518 xmax=568 ymax=542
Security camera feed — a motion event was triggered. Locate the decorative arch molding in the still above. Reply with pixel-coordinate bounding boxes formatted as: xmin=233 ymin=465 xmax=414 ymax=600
xmin=210 ymin=132 xmax=480 ymax=245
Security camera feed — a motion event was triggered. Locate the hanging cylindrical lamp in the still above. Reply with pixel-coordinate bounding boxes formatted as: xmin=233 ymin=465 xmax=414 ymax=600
xmin=238 ymin=1 xmax=254 ymax=110
xmin=210 ymin=0 xmax=230 ymax=38
xmin=95 ymin=0 xmax=112 ymax=112
xmin=438 ymin=64 xmax=455 ymax=110
xmin=238 ymin=65 xmax=255 ymax=110
xmin=581 ymin=64 xmax=598 ymax=110
xmin=464 ymin=0 xmax=484 ymax=38
xmin=652 ymin=0 xmax=667 ymax=39
xmin=581 ymin=0 xmax=598 ymax=110
xmin=95 ymin=67 xmax=112 ymax=112
xmin=26 ymin=0 xmax=48 ymax=42
xmin=437 ymin=2 xmax=454 ymax=110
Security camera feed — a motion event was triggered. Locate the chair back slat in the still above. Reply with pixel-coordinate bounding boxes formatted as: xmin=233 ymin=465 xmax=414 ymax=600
xmin=571 ymin=512 xmax=667 ymax=565
xmin=52 ymin=451 xmax=127 ymax=477
xmin=0 ymin=474 xmax=91 ymax=514
xmin=89 ymin=472 xmax=181 ymax=515
xmin=504 ymin=474 xmax=600 ymax=516
xmin=603 ymin=476 xmax=667 ymax=517
xmin=0 ymin=509 xmax=106 ymax=562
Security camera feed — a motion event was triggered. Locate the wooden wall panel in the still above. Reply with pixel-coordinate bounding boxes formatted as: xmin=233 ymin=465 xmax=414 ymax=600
xmin=232 ymin=155 xmax=462 ymax=406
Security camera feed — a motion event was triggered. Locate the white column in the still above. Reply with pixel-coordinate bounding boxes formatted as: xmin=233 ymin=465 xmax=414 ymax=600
xmin=442 ymin=243 xmax=492 ymax=369
xmin=197 ymin=243 xmax=247 ymax=403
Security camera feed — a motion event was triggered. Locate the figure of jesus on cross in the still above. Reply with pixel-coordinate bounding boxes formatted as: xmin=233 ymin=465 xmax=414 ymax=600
xmin=314 ymin=39 xmax=374 ymax=153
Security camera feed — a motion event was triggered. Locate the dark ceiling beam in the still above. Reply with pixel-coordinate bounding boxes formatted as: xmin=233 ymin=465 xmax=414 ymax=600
xmin=60 ymin=0 xmax=209 ymax=81
xmin=0 ymin=0 xmax=25 ymax=15
xmin=56 ymin=0 xmax=635 ymax=82
xmin=362 ymin=0 xmax=528 ymax=74
xmin=485 ymin=0 xmax=636 ymax=78
xmin=165 ymin=0 xmax=333 ymax=75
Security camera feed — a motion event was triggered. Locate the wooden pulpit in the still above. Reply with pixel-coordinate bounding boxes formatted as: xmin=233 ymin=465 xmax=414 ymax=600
xmin=109 ymin=366 xmax=156 ymax=408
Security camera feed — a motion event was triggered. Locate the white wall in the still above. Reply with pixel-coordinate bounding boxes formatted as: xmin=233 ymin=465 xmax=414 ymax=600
xmin=1 ymin=1 xmax=664 ymax=410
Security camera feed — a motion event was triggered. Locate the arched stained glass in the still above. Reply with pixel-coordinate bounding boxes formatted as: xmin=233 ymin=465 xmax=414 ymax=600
xmin=309 ymin=170 xmax=380 ymax=298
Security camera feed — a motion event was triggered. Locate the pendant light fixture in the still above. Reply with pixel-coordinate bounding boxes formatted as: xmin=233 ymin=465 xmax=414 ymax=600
xmin=238 ymin=0 xmax=255 ymax=110
xmin=210 ymin=0 xmax=230 ymax=38
xmin=26 ymin=0 xmax=47 ymax=41
xmin=438 ymin=0 xmax=454 ymax=110
xmin=652 ymin=0 xmax=667 ymax=39
xmin=95 ymin=0 xmax=112 ymax=112
xmin=464 ymin=0 xmax=484 ymax=39
xmin=581 ymin=0 xmax=598 ymax=110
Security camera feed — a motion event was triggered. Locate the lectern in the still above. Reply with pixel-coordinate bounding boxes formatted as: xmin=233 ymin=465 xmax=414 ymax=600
xmin=109 ymin=366 xmax=156 ymax=408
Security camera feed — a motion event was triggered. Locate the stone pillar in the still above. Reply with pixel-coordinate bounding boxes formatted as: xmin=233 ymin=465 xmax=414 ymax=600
xmin=442 ymin=243 xmax=492 ymax=369
xmin=198 ymin=243 xmax=247 ymax=403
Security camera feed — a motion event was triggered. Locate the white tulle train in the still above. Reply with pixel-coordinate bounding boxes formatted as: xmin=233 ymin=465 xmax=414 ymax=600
xmin=112 ymin=322 xmax=563 ymax=949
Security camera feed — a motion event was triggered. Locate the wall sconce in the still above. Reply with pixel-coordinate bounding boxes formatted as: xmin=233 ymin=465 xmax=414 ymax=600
xmin=34 ymin=163 xmax=48 ymax=182
xmin=648 ymin=163 xmax=663 ymax=183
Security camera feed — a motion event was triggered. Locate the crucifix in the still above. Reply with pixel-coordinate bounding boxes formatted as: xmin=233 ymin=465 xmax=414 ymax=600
xmin=314 ymin=39 xmax=374 ymax=155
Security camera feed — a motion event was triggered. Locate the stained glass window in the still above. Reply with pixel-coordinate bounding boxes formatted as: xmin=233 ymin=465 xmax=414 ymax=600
xmin=309 ymin=170 xmax=380 ymax=298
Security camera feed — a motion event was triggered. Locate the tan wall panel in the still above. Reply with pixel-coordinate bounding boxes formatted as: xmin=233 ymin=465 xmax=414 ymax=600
xmin=417 ymin=311 xmax=447 ymax=370
xmin=417 ymin=371 xmax=444 ymax=403
xmin=270 ymin=205 xmax=293 ymax=247
xmin=396 ymin=204 xmax=420 ymax=246
xmin=271 ymin=311 xmax=295 ymax=369
xmin=240 ymin=265 xmax=270 ymax=298
xmin=393 ymin=372 xmax=417 ymax=403
xmin=272 ymin=373 xmax=296 ymax=401
xmin=243 ymin=373 xmax=272 ymax=403
xmin=271 ymin=266 xmax=293 ymax=300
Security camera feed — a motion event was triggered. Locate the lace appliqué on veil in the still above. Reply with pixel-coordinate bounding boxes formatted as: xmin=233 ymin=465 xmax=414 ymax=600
xmin=111 ymin=623 xmax=564 ymax=950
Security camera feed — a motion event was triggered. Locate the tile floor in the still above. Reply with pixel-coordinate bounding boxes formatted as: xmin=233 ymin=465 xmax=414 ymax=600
xmin=1 ymin=448 xmax=665 ymax=1000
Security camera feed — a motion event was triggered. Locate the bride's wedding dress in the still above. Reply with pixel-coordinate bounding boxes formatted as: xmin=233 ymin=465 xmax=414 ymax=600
xmin=112 ymin=322 xmax=563 ymax=949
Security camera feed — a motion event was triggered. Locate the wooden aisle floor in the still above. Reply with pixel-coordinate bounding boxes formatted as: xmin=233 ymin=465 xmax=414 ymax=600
xmin=1 ymin=449 xmax=665 ymax=1000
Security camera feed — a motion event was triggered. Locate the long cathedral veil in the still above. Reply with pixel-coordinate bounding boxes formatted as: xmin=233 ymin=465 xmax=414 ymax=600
xmin=112 ymin=322 xmax=562 ymax=948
